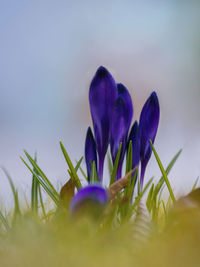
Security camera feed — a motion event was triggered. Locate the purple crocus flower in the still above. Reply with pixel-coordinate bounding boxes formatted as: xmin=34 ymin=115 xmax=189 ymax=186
xmin=89 ymin=66 xmax=118 ymax=180
xmin=70 ymin=184 xmax=108 ymax=214
xmin=117 ymin=83 xmax=133 ymax=131
xmin=139 ymin=92 xmax=160 ymax=190
xmin=110 ymin=97 xmax=127 ymax=180
xmin=84 ymin=127 xmax=97 ymax=182
xmin=127 ymin=120 xmax=140 ymax=176
xmin=110 ymin=84 xmax=133 ymax=180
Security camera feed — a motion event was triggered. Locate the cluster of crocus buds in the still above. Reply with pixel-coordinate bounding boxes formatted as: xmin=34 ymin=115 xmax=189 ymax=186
xmin=70 ymin=66 xmax=160 ymax=214
xmin=85 ymin=66 xmax=160 ymax=186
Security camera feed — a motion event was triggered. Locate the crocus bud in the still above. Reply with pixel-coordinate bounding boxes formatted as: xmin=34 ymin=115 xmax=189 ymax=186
xmin=110 ymin=97 xmax=127 ymax=180
xmin=110 ymin=84 xmax=133 ymax=180
xmin=89 ymin=66 xmax=118 ymax=180
xmin=139 ymin=92 xmax=160 ymax=190
xmin=85 ymin=127 xmax=97 ymax=182
xmin=117 ymin=83 xmax=133 ymax=132
xmin=70 ymin=184 xmax=108 ymax=215
xmin=128 ymin=120 xmax=140 ymax=174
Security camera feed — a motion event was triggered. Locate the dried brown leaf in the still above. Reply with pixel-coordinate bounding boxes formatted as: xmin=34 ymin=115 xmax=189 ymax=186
xmin=108 ymin=169 xmax=134 ymax=200
xmin=59 ymin=178 xmax=75 ymax=209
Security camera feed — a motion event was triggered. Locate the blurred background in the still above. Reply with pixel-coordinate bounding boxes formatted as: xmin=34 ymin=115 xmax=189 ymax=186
xmin=0 ymin=0 xmax=200 ymax=206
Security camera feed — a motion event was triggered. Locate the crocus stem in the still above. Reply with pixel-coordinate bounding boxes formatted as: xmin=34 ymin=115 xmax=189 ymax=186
xmin=116 ymin=164 xmax=122 ymax=180
xmin=140 ymin=162 xmax=147 ymax=192
xmin=98 ymin=156 xmax=104 ymax=182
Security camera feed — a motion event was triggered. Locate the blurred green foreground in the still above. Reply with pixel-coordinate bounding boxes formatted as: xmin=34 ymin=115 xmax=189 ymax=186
xmin=0 ymin=194 xmax=199 ymax=267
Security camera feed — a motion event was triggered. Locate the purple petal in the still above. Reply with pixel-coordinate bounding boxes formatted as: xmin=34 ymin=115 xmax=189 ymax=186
xmin=70 ymin=184 xmax=108 ymax=213
xmin=89 ymin=66 xmax=118 ymax=180
xmin=84 ymin=127 xmax=97 ymax=182
xmin=110 ymin=85 xmax=133 ymax=180
xmin=117 ymin=83 xmax=133 ymax=132
xmin=139 ymin=92 xmax=160 ymax=189
xmin=110 ymin=97 xmax=127 ymax=180
xmin=128 ymin=120 xmax=140 ymax=171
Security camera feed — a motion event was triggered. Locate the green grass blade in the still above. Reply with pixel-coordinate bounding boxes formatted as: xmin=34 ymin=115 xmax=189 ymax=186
xmin=153 ymin=149 xmax=182 ymax=197
xmin=79 ymin=166 xmax=88 ymax=181
xmin=165 ymin=148 xmax=182 ymax=175
xmin=75 ymin=157 xmax=83 ymax=171
xmin=90 ymin=161 xmax=98 ymax=183
xmin=146 ymin=183 xmax=154 ymax=212
xmin=2 ymin=167 xmax=16 ymax=200
xmin=31 ymin=153 xmax=39 ymax=214
xmin=150 ymin=140 xmax=176 ymax=203
xmin=2 ymin=168 xmax=20 ymax=215
xmin=0 ymin=210 xmax=10 ymax=231
xmin=75 ymin=157 xmax=88 ymax=181
xmin=24 ymin=150 xmax=59 ymax=198
xmin=121 ymin=169 xmax=138 ymax=219
xmin=192 ymin=177 xmax=199 ymax=191
xmin=38 ymin=185 xmax=46 ymax=218
xmin=31 ymin=176 xmax=38 ymax=213
xmin=68 ymin=157 xmax=83 ymax=176
xmin=162 ymin=200 xmax=167 ymax=217
xmin=131 ymin=177 xmax=154 ymax=212
xmin=110 ymin=143 xmax=122 ymax=185
xmin=14 ymin=191 xmax=20 ymax=215
xmin=70 ymin=157 xmax=83 ymax=174
xmin=129 ymin=169 xmax=138 ymax=200
xmin=21 ymin=157 xmax=59 ymax=205
xmin=166 ymin=194 xmax=172 ymax=210
xmin=126 ymin=141 xmax=132 ymax=174
xmin=137 ymin=172 xmax=140 ymax=196
xmin=158 ymin=186 xmax=165 ymax=203
xmin=60 ymin=141 xmax=82 ymax=189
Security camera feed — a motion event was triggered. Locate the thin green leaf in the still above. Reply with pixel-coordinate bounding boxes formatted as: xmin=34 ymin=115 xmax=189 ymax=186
xmin=0 ymin=210 xmax=9 ymax=231
xmin=129 ymin=169 xmax=138 ymax=200
xmin=21 ymin=157 xmax=59 ymax=205
xmin=38 ymin=185 xmax=46 ymax=218
xmin=68 ymin=157 xmax=83 ymax=176
xmin=90 ymin=161 xmax=98 ymax=183
xmin=158 ymin=186 xmax=165 ymax=203
xmin=192 ymin=177 xmax=199 ymax=191
xmin=75 ymin=157 xmax=83 ymax=172
xmin=31 ymin=176 xmax=38 ymax=213
xmin=120 ymin=169 xmax=138 ymax=219
xmin=166 ymin=194 xmax=172 ymax=210
xmin=110 ymin=143 xmax=122 ymax=185
xmin=146 ymin=183 xmax=154 ymax=212
xmin=137 ymin=171 xmax=140 ymax=196
xmin=126 ymin=141 xmax=132 ymax=174
xmin=74 ymin=157 xmax=88 ymax=181
xmin=60 ymin=141 xmax=82 ymax=190
xmin=124 ymin=167 xmax=137 ymax=200
xmin=131 ymin=177 xmax=154 ymax=212
xmin=162 ymin=200 xmax=167 ymax=217
xmin=31 ymin=152 xmax=39 ymax=213
xmin=2 ymin=168 xmax=20 ymax=215
xmin=150 ymin=141 xmax=176 ymax=203
xmin=79 ymin=166 xmax=88 ymax=181
xmin=153 ymin=149 xmax=182 ymax=198
xmin=14 ymin=191 xmax=20 ymax=216
xmin=2 ymin=167 xmax=16 ymax=200
xmin=24 ymin=150 xmax=59 ymax=198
